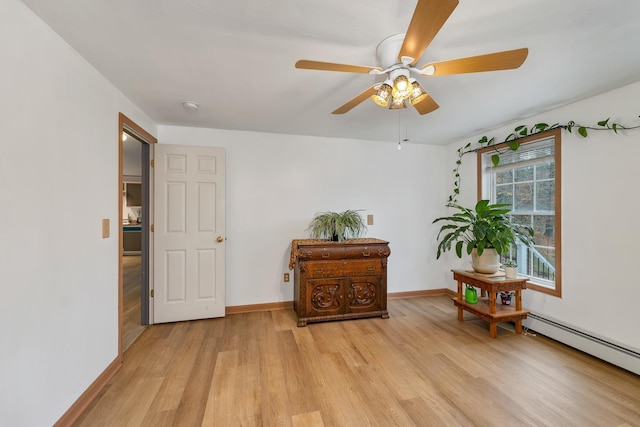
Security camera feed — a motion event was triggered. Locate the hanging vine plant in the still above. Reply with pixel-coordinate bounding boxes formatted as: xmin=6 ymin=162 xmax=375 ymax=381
xmin=447 ymin=116 xmax=640 ymax=206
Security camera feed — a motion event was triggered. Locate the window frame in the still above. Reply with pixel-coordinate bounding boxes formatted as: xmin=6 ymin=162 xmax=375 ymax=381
xmin=477 ymin=128 xmax=562 ymax=297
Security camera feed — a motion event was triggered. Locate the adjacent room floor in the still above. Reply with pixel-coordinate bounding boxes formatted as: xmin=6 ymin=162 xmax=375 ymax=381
xmin=122 ymin=255 xmax=145 ymax=351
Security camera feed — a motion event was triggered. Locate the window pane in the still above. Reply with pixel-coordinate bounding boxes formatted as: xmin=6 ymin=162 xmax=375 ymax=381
xmin=496 ymin=184 xmax=513 ymax=205
xmin=496 ymin=170 xmax=513 ymax=184
xmin=536 ymin=181 xmax=555 ymax=211
xmin=530 ymin=246 xmax=556 ymax=281
xmin=514 ymin=183 xmax=533 ymax=211
xmin=533 ymin=215 xmax=555 ymax=247
xmin=536 ymin=162 xmax=555 ymax=180
xmin=510 ymin=214 xmax=532 ymax=228
xmin=514 ymin=166 xmax=534 ymax=182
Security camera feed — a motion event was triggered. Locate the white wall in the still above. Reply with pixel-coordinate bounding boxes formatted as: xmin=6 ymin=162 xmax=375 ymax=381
xmin=158 ymin=126 xmax=449 ymax=306
xmin=446 ymin=81 xmax=640 ymax=361
xmin=0 ymin=1 xmax=156 ymax=425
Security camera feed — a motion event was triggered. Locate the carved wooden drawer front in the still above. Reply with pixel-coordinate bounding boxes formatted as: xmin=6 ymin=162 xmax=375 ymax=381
xmin=345 ymin=245 xmax=390 ymax=259
xmin=304 ymin=260 xmax=382 ymax=279
xmin=292 ymin=239 xmax=390 ymax=327
xmin=297 ymin=246 xmax=346 ymax=261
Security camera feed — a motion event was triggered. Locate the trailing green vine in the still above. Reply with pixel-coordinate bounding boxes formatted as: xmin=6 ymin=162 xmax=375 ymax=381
xmin=447 ymin=116 xmax=640 ymax=206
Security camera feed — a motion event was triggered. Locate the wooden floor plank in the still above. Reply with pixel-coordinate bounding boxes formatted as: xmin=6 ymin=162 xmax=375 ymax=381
xmin=73 ymin=295 xmax=640 ymax=427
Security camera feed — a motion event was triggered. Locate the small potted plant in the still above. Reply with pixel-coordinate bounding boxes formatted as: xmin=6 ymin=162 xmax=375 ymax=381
xmin=307 ymin=210 xmax=367 ymax=242
xmin=502 ymin=260 xmax=518 ymax=279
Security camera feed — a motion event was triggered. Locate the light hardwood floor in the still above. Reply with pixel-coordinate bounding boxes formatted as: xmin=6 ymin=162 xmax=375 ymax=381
xmin=122 ymin=255 xmax=145 ymax=351
xmin=74 ymin=295 xmax=640 ymax=426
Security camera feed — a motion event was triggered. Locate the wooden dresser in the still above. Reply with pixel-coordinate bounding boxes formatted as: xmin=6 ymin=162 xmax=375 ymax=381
xmin=290 ymin=239 xmax=390 ymax=327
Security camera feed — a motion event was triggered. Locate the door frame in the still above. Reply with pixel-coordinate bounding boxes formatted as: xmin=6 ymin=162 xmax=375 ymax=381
xmin=118 ymin=113 xmax=157 ymax=356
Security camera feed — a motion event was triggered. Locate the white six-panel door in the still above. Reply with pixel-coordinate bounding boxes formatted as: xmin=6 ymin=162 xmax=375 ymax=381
xmin=153 ymin=144 xmax=225 ymax=323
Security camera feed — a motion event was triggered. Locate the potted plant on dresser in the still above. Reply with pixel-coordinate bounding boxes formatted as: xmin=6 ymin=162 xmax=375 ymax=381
xmin=307 ymin=209 xmax=367 ymax=241
xmin=433 ymin=200 xmax=534 ymax=274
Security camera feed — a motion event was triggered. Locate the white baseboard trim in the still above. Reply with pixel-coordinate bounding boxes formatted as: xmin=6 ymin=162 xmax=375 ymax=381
xmin=525 ymin=313 xmax=640 ymax=375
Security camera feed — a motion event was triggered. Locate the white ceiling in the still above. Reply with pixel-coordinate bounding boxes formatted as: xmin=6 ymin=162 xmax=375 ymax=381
xmin=20 ymin=0 xmax=640 ymax=145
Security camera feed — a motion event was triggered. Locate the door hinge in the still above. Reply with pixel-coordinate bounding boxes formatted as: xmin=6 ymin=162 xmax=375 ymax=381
xmin=150 ymin=159 xmax=154 ymax=168
xmin=150 ymin=224 xmax=154 ymax=232
xmin=150 ymin=289 xmax=154 ymax=298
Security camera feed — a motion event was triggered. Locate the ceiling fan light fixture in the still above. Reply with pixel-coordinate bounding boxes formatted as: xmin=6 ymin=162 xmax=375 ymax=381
xmin=409 ymin=80 xmax=429 ymax=105
xmin=371 ymin=82 xmax=392 ymax=107
xmin=389 ymin=97 xmax=407 ymax=110
xmin=391 ymin=74 xmax=413 ymax=100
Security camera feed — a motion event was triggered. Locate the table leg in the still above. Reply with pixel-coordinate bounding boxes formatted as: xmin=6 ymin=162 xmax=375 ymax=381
xmin=456 ymin=279 xmax=464 ymax=321
xmin=489 ymin=290 xmax=496 ymax=315
xmin=515 ymin=290 xmax=523 ymax=334
xmin=489 ymin=322 xmax=497 ymax=338
xmin=515 ymin=319 xmax=523 ymax=334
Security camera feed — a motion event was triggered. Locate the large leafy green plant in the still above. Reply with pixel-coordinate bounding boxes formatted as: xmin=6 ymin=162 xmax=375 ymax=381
xmin=307 ymin=210 xmax=367 ymax=242
xmin=433 ymin=200 xmax=534 ymax=258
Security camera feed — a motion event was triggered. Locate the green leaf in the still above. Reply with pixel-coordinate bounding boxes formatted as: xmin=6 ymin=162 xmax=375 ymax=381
xmin=613 ymin=123 xmax=618 ymax=134
xmin=455 ymin=241 xmax=463 ymax=258
xmin=491 ymin=154 xmax=500 ymax=167
xmin=597 ymin=118 xmax=610 ymax=127
xmin=514 ymin=125 xmax=525 ymax=132
xmin=535 ymin=123 xmax=549 ymax=132
xmin=578 ymin=126 xmax=588 ymax=137
xmin=507 ymin=141 xmax=520 ymax=151
xmin=479 ymin=136 xmax=488 ymax=144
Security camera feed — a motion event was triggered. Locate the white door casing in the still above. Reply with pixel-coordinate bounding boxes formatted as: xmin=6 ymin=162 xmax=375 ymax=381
xmin=153 ymin=144 xmax=225 ymax=323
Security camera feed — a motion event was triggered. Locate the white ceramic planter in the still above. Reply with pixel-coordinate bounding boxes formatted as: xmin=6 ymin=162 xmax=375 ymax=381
xmin=504 ymin=266 xmax=518 ymax=278
xmin=471 ymin=248 xmax=500 ymax=274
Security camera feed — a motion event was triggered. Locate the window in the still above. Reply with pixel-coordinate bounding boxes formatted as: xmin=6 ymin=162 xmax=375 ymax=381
xmin=477 ymin=129 xmax=561 ymax=297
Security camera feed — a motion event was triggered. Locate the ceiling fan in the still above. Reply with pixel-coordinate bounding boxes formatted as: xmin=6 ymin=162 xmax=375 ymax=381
xmin=295 ymin=0 xmax=528 ymax=115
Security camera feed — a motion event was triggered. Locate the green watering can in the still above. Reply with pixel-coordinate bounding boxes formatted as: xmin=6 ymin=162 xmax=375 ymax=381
xmin=465 ymin=285 xmax=478 ymax=304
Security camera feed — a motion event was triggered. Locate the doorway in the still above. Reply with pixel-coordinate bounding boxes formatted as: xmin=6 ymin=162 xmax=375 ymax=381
xmin=118 ymin=113 xmax=156 ymax=354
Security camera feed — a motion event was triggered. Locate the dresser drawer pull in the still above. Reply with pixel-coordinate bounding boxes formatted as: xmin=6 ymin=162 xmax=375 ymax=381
xmin=314 ymin=269 xmax=324 ymax=273
xmin=362 ymin=251 xmax=370 ymax=257
xmin=367 ymin=266 xmax=376 ymax=271
xmin=321 ymin=253 xmax=330 ymax=258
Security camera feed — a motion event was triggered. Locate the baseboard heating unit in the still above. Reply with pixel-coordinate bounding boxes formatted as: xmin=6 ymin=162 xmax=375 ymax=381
xmin=525 ymin=313 xmax=640 ymax=375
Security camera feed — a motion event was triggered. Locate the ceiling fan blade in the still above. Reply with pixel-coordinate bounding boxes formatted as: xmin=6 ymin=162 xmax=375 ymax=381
xmin=399 ymin=0 xmax=459 ymax=65
xmin=295 ymin=60 xmax=381 ymax=74
xmin=332 ymin=85 xmax=378 ymax=114
xmin=422 ymin=48 xmax=529 ymax=76
xmin=412 ymin=94 xmax=439 ymax=115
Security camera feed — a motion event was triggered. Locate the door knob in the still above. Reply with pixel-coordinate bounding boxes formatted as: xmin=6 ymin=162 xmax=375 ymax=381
xmin=217 ymin=236 xmax=224 ymax=243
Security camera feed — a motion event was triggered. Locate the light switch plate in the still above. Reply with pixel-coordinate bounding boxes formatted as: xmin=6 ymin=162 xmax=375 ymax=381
xmin=367 ymin=214 xmax=374 ymax=225
xmin=102 ymin=219 xmax=110 ymax=238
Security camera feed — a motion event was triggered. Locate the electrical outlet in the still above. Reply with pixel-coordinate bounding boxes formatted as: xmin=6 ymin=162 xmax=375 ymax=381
xmin=102 ymin=219 xmax=110 ymax=238
xmin=284 ymin=273 xmax=290 ymax=282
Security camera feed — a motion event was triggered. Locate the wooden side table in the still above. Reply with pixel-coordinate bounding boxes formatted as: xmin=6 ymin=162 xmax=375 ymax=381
xmin=451 ymin=269 xmax=530 ymax=338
